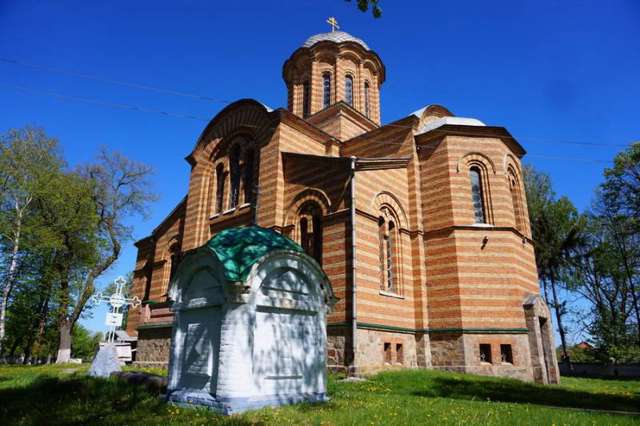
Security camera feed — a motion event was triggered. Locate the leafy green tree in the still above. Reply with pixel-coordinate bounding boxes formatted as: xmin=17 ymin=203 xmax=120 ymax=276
xmin=599 ymin=142 xmax=640 ymax=343
xmin=0 ymin=127 xmax=63 ymax=355
xmin=346 ymin=0 xmax=382 ymax=18
xmin=524 ymin=165 xmax=584 ymax=362
xmin=55 ymin=149 xmax=155 ymax=363
xmin=71 ymin=324 xmax=102 ymax=361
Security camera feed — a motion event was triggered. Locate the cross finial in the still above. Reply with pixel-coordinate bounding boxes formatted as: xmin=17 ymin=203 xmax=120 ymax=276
xmin=326 ymin=17 xmax=340 ymax=32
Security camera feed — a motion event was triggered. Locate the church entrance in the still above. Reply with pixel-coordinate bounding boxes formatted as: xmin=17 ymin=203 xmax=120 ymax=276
xmin=178 ymin=307 xmax=222 ymax=393
xmin=523 ymin=295 xmax=560 ymax=384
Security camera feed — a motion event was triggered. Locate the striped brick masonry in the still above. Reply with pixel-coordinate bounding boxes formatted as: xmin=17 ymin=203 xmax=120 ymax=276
xmin=126 ymin=30 xmax=559 ymax=384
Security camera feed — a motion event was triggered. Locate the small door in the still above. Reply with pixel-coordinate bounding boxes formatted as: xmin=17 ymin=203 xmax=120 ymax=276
xmin=253 ymin=307 xmax=324 ymax=396
xmin=179 ymin=307 xmax=222 ymax=393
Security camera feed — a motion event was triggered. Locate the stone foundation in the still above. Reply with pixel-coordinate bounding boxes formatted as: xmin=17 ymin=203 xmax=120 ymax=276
xmin=429 ymin=332 xmax=534 ymax=381
xmin=355 ymin=328 xmax=419 ymax=375
xmin=134 ymin=325 xmax=172 ymax=368
xmin=430 ymin=333 xmax=466 ymax=372
xmin=134 ymin=322 xmax=542 ymax=383
xmin=327 ymin=328 xmax=350 ymax=373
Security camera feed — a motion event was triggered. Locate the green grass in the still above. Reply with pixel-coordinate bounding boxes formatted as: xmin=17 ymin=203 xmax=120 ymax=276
xmin=0 ymin=364 xmax=639 ymax=425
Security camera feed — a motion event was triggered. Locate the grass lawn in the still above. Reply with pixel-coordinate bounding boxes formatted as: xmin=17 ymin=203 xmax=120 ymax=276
xmin=0 ymin=364 xmax=639 ymax=425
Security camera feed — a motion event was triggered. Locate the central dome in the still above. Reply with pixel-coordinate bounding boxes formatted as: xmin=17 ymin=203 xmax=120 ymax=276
xmin=302 ymin=31 xmax=370 ymax=50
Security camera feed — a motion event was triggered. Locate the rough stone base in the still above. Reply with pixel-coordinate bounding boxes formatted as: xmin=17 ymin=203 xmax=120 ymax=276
xmin=355 ymin=329 xmax=419 ymax=375
xmin=430 ymin=333 xmax=535 ymax=382
xmin=136 ymin=326 xmax=172 ymax=366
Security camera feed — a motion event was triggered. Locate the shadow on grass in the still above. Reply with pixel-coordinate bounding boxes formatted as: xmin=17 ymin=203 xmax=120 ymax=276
xmin=414 ymin=377 xmax=640 ymax=413
xmin=0 ymin=374 xmax=166 ymax=425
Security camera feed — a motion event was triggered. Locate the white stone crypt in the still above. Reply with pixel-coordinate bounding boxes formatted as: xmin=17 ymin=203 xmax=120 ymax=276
xmin=166 ymin=226 xmax=336 ymax=414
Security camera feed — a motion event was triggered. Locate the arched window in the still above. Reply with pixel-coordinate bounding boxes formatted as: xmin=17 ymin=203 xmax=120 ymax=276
xmin=298 ymin=202 xmax=323 ymax=266
xmin=469 ymin=166 xmax=486 ymax=223
xmin=509 ymin=171 xmax=525 ymax=232
xmin=229 ymin=144 xmax=241 ymax=208
xmin=364 ymin=81 xmax=370 ymax=118
xmin=345 ymin=75 xmax=353 ymax=106
xmin=215 ymin=163 xmax=225 ymax=213
xmin=168 ymin=244 xmax=181 ymax=282
xmin=302 ymin=80 xmax=311 ymax=118
xmin=243 ymin=147 xmax=255 ymax=204
xmin=378 ymin=207 xmax=399 ymax=293
xmin=322 ymin=73 xmax=332 ymax=109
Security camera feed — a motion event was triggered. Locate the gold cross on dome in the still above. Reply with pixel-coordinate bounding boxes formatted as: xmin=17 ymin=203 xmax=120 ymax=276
xmin=326 ymin=17 xmax=340 ymax=32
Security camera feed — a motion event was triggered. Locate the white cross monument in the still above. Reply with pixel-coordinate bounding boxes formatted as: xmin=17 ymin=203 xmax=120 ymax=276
xmin=88 ymin=276 xmax=141 ymax=377
xmin=91 ymin=276 xmax=141 ymax=343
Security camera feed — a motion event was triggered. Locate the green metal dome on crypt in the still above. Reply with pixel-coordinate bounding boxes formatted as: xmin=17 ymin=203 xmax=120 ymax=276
xmin=203 ymin=226 xmax=304 ymax=282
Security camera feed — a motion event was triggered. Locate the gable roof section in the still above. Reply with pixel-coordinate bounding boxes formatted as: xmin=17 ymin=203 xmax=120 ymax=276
xmin=415 ymin=124 xmax=527 ymax=157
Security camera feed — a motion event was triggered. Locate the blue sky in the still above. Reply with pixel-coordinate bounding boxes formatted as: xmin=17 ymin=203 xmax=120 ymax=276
xmin=1 ymin=1 xmax=639 ymax=335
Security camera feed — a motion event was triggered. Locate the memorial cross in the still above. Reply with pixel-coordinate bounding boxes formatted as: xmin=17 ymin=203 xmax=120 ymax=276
xmin=91 ymin=276 xmax=141 ymax=343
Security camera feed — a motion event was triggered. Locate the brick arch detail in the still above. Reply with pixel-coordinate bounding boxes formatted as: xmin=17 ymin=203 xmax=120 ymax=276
xmin=189 ymin=100 xmax=273 ymax=164
xmin=161 ymin=234 xmax=182 ymax=261
xmin=456 ymin=152 xmax=497 ymax=174
xmin=283 ymin=188 xmax=332 ymax=228
xmin=503 ymin=153 xmax=522 ymax=178
xmin=371 ymin=191 xmax=408 ymax=230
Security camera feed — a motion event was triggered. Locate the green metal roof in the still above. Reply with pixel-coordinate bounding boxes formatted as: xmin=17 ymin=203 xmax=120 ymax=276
xmin=204 ymin=226 xmax=304 ymax=282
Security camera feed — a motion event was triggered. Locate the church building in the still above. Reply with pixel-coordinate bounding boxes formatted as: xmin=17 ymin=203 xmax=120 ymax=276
xmin=126 ymin=26 xmax=560 ymax=384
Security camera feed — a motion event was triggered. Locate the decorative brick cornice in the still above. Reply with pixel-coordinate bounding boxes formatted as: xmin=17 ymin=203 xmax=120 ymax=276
xmin=415 ymin=124 xmax=526 ymax=158
xmin=137 ymin=322 xmax=174 ymax=330
xmin=423 ymin=224 xmax=533 ymax=245
xmin=327 ymin=321 xmax=528 ymax=335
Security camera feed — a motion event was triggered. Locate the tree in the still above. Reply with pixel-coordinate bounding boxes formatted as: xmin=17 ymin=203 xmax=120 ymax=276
xmin=71 ymin=324 xmax=102 ymax=362
xmin=0 ymin=127 xmax=62 ymax=355
xmin=568 ymin=213 xmax=639 ymax=362
xmin=55 ymin=149 xmax=155 ymax=363
xmin=346 ymin=0 xmax=382 ymax=18
xmin=524 ymin=165 xmax=584 ymax=363
xmin=600 ymin=142 xmax=640 ymax=343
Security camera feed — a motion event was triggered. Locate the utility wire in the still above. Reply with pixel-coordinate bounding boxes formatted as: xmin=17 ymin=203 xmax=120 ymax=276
xmin=0 ymin=83 xmax=626 ymax=164
xmin=1 ymin=56 xmax=636 ymax=148
xmin=2 ymin=56 xmax=635 ymax=149
xmin=0 ymin=56 xmax=232 ymax=104
xmin=3 ymin=84 xmax=210 ymax=122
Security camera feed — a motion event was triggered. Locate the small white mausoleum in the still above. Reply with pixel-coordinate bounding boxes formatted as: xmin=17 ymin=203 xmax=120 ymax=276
xmin=166 ymin=226 xmax=336 ymax=414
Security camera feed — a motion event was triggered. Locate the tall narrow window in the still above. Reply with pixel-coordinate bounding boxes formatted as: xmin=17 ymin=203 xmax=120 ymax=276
xmin=229 ymin=145 xmax=241 ymax=208
xmin=300 ymin=216 xmax=309 ymax=253
xmin=386 ymin=221 xmax=395 ymax=291
xmin=379 ymin=208 xmax=399 ymax=293
xmin=345 ymin=75 xmax=353 ymax=106
xmin=509 ymin=173 xmax=524 ymax=232
xmin=364 ymin=81 xmax=370 ymax=118
xmin=302 ymin=80 xmax=311 ymax=118
xmin=469 ymin=167 xmax=486 ymax=223
xmin=169 ymin=245 xmax=180 ymax=282
xmin=323 ymin=73 xmax=331 ymax=109
xmin=298 ymin=202 xmax=323 ymax=266
xmin=215 ymin=163 xmax=225 ymax=213
xmin=243 ymin=148 xmax=255 ymax=204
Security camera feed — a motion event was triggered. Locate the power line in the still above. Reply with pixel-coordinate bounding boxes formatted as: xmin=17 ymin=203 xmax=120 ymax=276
xmin=0 ymin=56 xmax=232 ymax=104
xmin=2 ymin=56 xmax=635 ymax=150
xmin=3 ymin=84 xmax=210 ymax=122
xmin=0 ymin=84 xmax=625 ymax=165
xmin=526 ymin=154 xmax=611 ymax=164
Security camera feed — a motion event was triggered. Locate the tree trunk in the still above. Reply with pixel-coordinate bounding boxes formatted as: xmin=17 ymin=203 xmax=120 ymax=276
xmin=549 ymin=272 xmax=571 ymax=366
xmin=56 ymin=319 xmax=72 ymax=363
xmin=0 ymin=212 xmax=22 ymax=355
